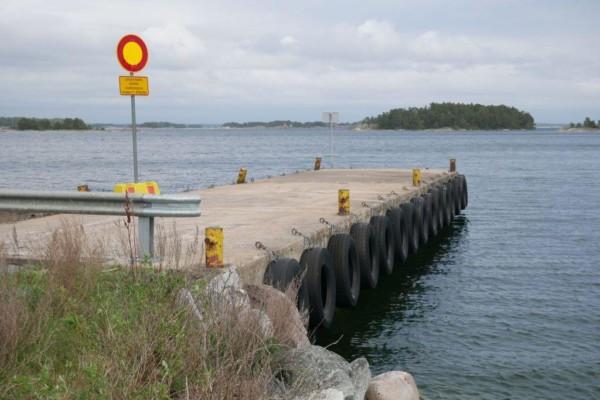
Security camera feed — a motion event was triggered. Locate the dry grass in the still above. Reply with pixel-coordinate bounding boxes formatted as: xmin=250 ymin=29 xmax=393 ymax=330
xmin=0 ymin=222 xmax=284 ymax=399
xmin=155 ymin=222 xmax=203 ymax=270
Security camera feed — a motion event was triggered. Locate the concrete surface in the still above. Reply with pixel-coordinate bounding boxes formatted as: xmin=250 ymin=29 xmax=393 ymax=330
xmin=0 ymin=169 xmax=453 ymax=285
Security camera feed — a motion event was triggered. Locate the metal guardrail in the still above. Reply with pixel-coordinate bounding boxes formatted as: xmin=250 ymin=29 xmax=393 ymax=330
xmin=0 ymin=189 xmax=201 ymax=257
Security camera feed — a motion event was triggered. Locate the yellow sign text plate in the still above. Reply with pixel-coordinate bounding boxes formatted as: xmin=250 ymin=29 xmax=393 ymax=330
xmin=119 ymin=76 xmax=149 ymax=96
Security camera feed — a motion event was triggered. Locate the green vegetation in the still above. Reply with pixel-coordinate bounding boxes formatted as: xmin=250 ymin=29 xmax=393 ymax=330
xmin=223 ymin=120 xmax=327 ymax=128
xmin=140 ymin=121 xmax=187 ymax=128
xmin=568 ymin=117 xmax=599 ymax=129
xmin=364 ymin=102 xmax=535 ymax=130
xmin=0 ymin=226 xmax=281 ymax=399
xmin=0 ymin=117 xmax=90 ymax=131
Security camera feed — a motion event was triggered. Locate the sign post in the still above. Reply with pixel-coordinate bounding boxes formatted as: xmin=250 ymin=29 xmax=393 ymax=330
xmin=321 ymin=112 xmax=339 ymax=168
xmin=117 ymin=34 xmax=149 ymax=183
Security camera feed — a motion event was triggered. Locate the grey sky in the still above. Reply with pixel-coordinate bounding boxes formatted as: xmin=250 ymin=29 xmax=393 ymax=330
xmin=1 ymin=0 xmax=599 ymax=123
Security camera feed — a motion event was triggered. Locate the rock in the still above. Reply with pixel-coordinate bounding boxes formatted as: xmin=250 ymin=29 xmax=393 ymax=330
xmin=366 ymin=371 xmax=420 ymax=400
xmin=240 ymin=307 xmax=274 ymax=337
xmin=206 ymin=265 xmax=241 ymax=293
xmin=206 ymin=266 xmax=250 ymax=309
xmin=302 ymin=389 xmax=345 ymax=400
xmin=349 ymin=358 xmax=371 ymax=400
xmin=273 ymin=344 xmax=371 ymax=400
xmin=175 ymin=288 xmax=204 ymax=322
xmin=245 ymin=284 xmax=309 ymax=348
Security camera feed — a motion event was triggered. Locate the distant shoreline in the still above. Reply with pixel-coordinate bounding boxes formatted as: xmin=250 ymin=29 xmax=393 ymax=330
xmin=560 ymin=127 xmax=600 ymax=132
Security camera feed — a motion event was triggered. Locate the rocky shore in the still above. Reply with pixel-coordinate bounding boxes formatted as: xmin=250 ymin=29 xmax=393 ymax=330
xmin=179 ymin=266 xmax=421 ymax=400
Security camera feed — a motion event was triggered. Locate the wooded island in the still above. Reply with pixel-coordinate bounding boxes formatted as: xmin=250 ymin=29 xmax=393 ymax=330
xmin=0 ymin=117 xmax=90 ymax=131
xmin=363 ymin=102 xmax=535 ymax=130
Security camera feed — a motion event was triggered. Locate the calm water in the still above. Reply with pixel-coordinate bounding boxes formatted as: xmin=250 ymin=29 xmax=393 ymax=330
xmin=1 ymin=127 xmax=599 ymax=399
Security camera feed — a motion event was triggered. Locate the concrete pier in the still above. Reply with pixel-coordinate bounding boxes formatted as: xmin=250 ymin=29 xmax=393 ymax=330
xmin=0 ymin=168 xmax=454 ymax=285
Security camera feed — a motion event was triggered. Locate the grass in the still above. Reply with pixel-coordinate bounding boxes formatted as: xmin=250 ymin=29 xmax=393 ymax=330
xmin=0 ymin=224 xmax=284 ymax=399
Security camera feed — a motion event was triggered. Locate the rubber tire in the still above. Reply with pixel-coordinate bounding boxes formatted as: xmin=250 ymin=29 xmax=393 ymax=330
xmin=327 ymin=234 xmax=360 ymax=307
xmin=452 ymin=178 xmax=462 ymax=215
xmin=435 ymin=185 xmax=446 ymax=230
xmin=263 ymin=258 xmax=309 ymax=313
xmin=350 ymin=223 xmax=379 ymax=289
xmin=300 ymin=247 xmax=336 ymax=329
xmin=420 ymin=194 xmax=432 ymax=245
xmin=409 ymin=197 xmax=424 ymax=253
xmin=370 ymin=215 xmax=395 ymax=276
xmin=458 ymin=174 xmax=468 ymax=209
xmin=448 ymin=181 xmax=456 ymax=222
xmin=400 ymin=202 xmax=415 ymax=255
xmin=264 ymin=257 xmax=300 ymax=290
xmin=386 ymin=207 xmax=409 ymax=266
xmin=428 ymin=187 xmax=440 ymax=238
xmin=440 ymin=184 xmax=451 ymax=227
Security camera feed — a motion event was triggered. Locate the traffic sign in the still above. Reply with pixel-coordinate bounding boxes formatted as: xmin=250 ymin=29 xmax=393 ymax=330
xmin=119 ymin=76 xmax=149 ymax=96
xmin=116 ymin=34 xmax=148 ymax=73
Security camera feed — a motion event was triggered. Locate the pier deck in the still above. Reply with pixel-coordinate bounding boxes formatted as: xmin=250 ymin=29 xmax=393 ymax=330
xmin=1 ymin=169 xmax=453 ymax=284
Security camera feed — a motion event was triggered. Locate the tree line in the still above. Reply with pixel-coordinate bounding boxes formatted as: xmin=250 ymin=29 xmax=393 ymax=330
xmin=0 ymin=117 xmax=90 ymax=131
xmin=363 ymin=102 xmax=535 ymax=130
xmin=569 ymin=117 xmax=599 ymax=129
xmin=223 ymin=120 xmax=328 ymax=128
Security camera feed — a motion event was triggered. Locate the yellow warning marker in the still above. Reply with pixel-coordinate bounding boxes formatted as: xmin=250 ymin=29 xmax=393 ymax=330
xmin=237 ymin=168 xmax=247 ymax=184
xmin=314 ymin=157 xmax=322 ymax=171
xmin=449 ymin=159 xmax=456 ymax=172
xmin=113 ymin=181 xmax=160 ymax=195
xmin=205 ymin=227 xmax=224 ymax=268
xmin=412 ymin=169 xmax=422 ymax=186
xmin=338 ymin=189 xmax=350 ymax=215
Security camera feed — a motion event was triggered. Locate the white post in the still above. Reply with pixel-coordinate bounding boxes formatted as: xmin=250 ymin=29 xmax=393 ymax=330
xmin=322 ymin=111 xmax=339 ymax=168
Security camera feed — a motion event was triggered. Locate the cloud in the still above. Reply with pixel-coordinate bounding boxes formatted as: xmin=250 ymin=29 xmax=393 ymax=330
xmin=0 ymin=0 xmax=599 ymax=123
xmin=143 ymin=24 xmax=205 ymax=67
xmin=280 ymin=35 xmax=297 ymax=47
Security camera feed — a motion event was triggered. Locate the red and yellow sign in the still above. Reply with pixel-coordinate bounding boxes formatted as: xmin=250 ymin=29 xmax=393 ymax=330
xmin=116 ymin=34 xmax=148 ymax=73
xmin=113 ymin=181 xmax=160 ymax=195
xmin=119 ymin=75 xmax=149 ymax=96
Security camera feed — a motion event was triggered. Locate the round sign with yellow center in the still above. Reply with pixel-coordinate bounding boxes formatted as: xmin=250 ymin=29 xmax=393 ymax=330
xmin=116 ymin=34 xmax=148 ymax=73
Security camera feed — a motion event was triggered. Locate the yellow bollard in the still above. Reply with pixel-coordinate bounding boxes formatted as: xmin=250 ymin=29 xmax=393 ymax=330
xmin=412 ymin=168 xmax=422 ymax=186
xmin=205 ymin=227 xmax=224 ymax=268
xmin=77 ymin=184 xmax=90 ymax=192
xmin=237 ymin=168 xmax=247 ymax=184
xmin=338 ymin=189 xmax=350 ymax=215
xmin=449 ymin=159 xmax=456 ymax=172
xmin=314 ymin=157 xmax=322 ymax=171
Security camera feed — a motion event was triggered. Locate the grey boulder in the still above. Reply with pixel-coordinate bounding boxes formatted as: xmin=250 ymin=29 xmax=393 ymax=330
xmin=273 ymin=345 xmax=371 ymax=400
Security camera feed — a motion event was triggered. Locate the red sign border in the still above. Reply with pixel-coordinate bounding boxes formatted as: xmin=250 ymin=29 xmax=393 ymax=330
xmin=116 ymin=34 xmax=148 ymax=73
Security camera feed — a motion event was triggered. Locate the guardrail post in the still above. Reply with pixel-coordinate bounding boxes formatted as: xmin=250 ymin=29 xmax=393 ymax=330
xmin=138 ymin=216 xmax=154 ymax=257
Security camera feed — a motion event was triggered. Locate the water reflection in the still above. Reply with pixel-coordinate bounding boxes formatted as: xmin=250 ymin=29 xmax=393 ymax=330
xmin=315 ymin=215 xmax=469 ymax=367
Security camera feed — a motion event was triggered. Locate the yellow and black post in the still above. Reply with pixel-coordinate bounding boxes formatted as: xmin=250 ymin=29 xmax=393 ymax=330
xmin=338 ymin=189 xmax=350 ymax=215
xmin=205 ymin=227 xmax=224 ymax=268
xmin=412 ymin=168 xmax=422 ymax=186
xmin=237 ymin=168 xmax=247 ymax=184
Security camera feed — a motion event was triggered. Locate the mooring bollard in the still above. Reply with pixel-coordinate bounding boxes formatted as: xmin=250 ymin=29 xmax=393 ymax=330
xmin=77 ymin=184 xmax=90 ymax=192
xmin=338 ymin=189 xmax=350 ymax=215
xmin=237 ymin=168 xmax=247 ymax=184
xmin=314 ymin=157 xmax=322 ymax=171
xmin=412 ymin=168 xmax=422 ymax=186
xmin=205 ymin=227 xmax=224 ymax=268
xmin=449 ymin=159 xmax=456 ymax=172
